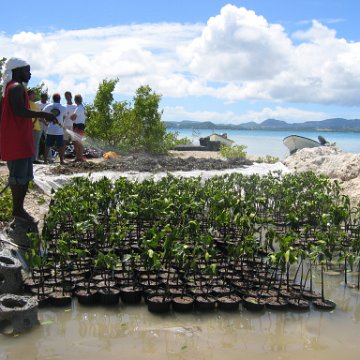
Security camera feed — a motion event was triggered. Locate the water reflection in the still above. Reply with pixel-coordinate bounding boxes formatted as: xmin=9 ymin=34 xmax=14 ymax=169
xmin=1 ymin=275 xmax=360 ymax=360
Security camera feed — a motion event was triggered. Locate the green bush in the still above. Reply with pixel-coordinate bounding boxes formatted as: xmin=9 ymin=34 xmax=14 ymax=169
xmin=0 ymin=177 xmax=12 ymax=222
xmin=219 ymin=144 xmax=247 ymax=159
xmin=164 ymin=132 xmax=191 ymax=149
xmin=256 ymin=155 xmax=280 ymax=164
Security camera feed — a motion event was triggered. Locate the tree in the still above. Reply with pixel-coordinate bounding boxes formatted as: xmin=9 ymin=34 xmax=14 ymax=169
xmin=86 ymin=79 xmax=121 ymax=147
xmin=29 ymin=82 xmax=48 ymax=101
xmin=0 ymin=57 xmax=6 ymax=96
xmin=86 ymin=79 xmax=177 ymax=154
xmin=133 ymin=85 xmax=167 ymax=153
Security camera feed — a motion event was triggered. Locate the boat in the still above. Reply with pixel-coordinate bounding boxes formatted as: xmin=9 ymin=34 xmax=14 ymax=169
xmin=283 ymin=135 xmax=327 ymax=155
xmin=209 ymin=133 xmax=235 ymax=147
xmin=174 ymin=132 xmax=235 ymax=152
xmin=199 ymin=133 xmax=235 ymax=151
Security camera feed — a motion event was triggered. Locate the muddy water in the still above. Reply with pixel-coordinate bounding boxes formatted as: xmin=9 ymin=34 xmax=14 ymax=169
xmin=1 ymin=273 xmax=360 ymax=360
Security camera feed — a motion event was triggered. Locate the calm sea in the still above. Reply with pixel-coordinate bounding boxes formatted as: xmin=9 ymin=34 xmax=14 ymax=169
xmin=168 ymin=128 xmax=360 ymax=159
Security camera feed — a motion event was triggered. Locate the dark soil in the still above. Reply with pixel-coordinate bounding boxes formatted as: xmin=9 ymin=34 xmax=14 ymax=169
xmin=49 ymin=153 xmax=253 ymax=176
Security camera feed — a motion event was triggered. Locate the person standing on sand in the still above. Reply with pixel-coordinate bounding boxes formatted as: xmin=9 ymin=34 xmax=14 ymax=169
xmin=70 ymin=94 xmax=86 ymax=162
xmin=63 ymin=91 xmax=76 ymax=147
xmin=0 ymin=57 xmax=58 ymax=223
xmin=43 ymin=93 xmax=67 ymax=165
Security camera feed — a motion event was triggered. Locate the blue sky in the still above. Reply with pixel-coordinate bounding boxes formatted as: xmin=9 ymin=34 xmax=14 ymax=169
xmin=1 ymin=0 xmax=360 ymax=124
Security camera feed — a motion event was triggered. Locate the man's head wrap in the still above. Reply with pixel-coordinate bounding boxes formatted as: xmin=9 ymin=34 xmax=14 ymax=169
xmin=1 ymin=57 xmax=29 ymax=96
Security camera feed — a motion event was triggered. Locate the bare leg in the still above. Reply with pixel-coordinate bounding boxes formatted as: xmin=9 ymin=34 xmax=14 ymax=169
xmin=44 ymin=145 xmax=49 ymax=164
xmin=78 ymin=141 xmax=85 ymax=161
xmin=73 ymin=140 xmax=78 ymax=160
xmin=10 ymin=183 xmax=35 ymax=223
xmin=59 ymin=145 xmax=66 ymax=164
xmin=74 ymin=140 xmax=84 ymax=161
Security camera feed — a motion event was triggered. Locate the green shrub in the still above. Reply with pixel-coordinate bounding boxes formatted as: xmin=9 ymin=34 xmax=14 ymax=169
xmin=219 ymin=144 xmax=247 ymax=159
xmin=0 ymin=177 xmax=12 ymax=222
xmin=165 ymin=132 xmax=191 ymax=149
xmin=256 ymin=155 xmax=280 ymax=164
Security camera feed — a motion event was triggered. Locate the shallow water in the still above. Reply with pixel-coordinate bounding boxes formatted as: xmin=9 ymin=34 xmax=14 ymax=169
xmin=172 ymin=128 xmax=360 ymax=158
xmin=2 ymin=273 xmax=360 ymax=360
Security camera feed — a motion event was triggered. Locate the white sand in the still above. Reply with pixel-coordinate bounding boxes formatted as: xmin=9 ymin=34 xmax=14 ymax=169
xmin=168 ymin=150 xmax=224 ymax=159
xmin=283 ymin=145 xmax=360 ymax=205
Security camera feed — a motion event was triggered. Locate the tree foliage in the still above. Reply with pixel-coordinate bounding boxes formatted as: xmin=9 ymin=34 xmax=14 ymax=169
xmin=0 ymin=178 xmax=12 ymax=222
xmin=86 ymin=79 xmax=176 ymax=154
xmin=85 ymin=79 xmax=124 ymax=148
xmin=29 ymin=82 xmax=48 ymax=101
xmin=133 ymin=85 xmax=166 ymax=153
xmin=0 ymin=57 xmax=6 ymax=95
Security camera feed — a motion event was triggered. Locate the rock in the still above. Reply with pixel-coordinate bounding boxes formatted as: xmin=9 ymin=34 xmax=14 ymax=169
xmin=0 ymin=249 xmax=23 ymax=294
xmin=0 ymin=294 xmax=39 ymax=334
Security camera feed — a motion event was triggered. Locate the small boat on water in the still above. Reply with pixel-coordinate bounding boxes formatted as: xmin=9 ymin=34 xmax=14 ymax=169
xmin=283 ymin=135 xmax=327 ymax=155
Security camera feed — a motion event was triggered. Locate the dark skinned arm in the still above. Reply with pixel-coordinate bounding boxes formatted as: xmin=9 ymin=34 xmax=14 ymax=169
xmin=9 ymin=83 xmax=58 ymax=124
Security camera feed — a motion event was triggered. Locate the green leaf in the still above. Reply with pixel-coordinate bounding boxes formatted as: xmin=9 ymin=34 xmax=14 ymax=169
xmin=285 ymin=250 xmax=290 ymax=263
xmin=41 ymin=321 xmax=53 ymax=326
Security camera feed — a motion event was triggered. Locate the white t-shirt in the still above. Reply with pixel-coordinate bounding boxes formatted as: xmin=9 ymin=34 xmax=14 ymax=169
xmin=73 ymin=103 xmax=85 ymax=125
xmin=43 ymin=102 xmax=66 ymax=136
xmin=35 ymin=100 xmax=48 ymax=110
xmin=64 ymin=103 xmax=76 ymax=128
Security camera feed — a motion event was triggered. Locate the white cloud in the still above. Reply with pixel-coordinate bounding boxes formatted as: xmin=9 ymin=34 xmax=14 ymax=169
xmin=182 ymin=5 xmax=293 ymax=82
xmin=182 ymin=8 xmax=360 ymax=106
xmin=1 ymin=23 xmax=203 ymax=97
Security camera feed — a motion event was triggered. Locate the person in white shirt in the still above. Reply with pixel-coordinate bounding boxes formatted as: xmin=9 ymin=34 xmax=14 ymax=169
xmin=70 ymin=94 xmax=86 ymax=162
xmin=63 ymin=91 xmax=76 ymax=146
xmin=35 ymin=92 xmax=49 ymax=110
xmin=43 ymin=93 xmax=67 ymax=164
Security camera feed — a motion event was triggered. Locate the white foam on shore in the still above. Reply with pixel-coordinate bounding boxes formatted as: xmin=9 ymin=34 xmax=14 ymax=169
xmin=33 ymin=162 xmax=290 ymax=195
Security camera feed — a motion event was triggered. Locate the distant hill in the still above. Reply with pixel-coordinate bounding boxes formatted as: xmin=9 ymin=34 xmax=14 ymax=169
xmin=163 ymin=118 xmax=360 ymax=132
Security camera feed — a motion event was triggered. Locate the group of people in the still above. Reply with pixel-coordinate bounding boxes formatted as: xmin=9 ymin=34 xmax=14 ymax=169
xmin=29 ymin=91 xmax=86 ymax=164
xmin=0 ymin=57 xmax=86 ymax=224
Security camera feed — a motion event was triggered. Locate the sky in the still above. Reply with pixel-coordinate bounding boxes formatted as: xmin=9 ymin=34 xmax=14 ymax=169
xmin=1 ymin=0 xmax=360 ymax=124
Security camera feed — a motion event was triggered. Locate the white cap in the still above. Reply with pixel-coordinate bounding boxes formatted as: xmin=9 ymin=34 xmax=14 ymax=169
xmin=1 ymin=57 xmax=29 ymax=96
